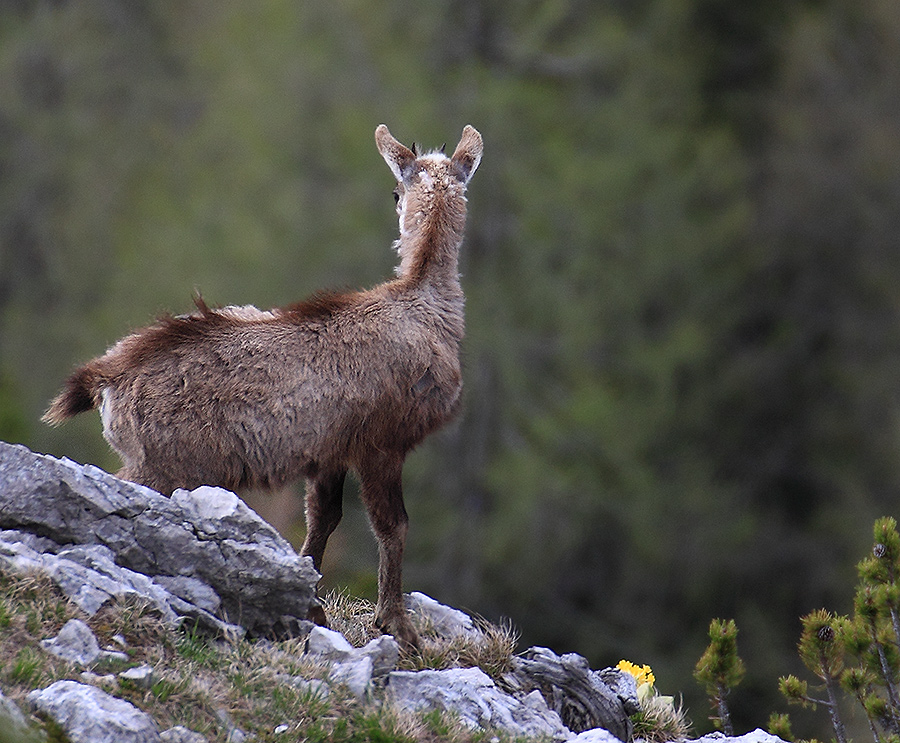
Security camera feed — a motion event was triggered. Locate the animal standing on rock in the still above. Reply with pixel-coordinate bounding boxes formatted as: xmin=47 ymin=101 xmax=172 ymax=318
xmin=43 ymin=124 xmax=484 ymax=649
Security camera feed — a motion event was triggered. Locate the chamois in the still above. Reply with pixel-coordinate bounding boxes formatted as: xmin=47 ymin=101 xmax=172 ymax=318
xmin=43 ymin=124 xmax=484 ymax=648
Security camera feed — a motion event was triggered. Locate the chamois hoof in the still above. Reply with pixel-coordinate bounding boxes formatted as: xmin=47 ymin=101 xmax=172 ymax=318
xmin=307 ymin=602 xmax=328 ymax=627
xmin=376 ymin=612 xmax=420 ymax=652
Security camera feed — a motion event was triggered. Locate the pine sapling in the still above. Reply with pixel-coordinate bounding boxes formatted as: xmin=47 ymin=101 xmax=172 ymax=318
xmin=779 ymin=609 xmax=849 ymax=743
xmin=694 ymin=618 xmax=745 ymax=735
xmin=776 ymin=519 xmax=900 ymax=743
xmin=845 ymin=517 xmax=900 ymax=737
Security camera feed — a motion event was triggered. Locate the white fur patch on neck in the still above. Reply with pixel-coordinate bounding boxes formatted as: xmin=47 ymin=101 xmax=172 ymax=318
xmin=217 ymin=305 xmax=279 ymax=321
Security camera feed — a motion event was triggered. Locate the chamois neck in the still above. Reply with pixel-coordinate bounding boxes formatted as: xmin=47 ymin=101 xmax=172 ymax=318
xmin=395 ymin=185 xmax=467 ymax=289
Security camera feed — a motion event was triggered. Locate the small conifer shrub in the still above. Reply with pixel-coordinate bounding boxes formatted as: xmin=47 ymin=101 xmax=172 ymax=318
xmin=694 ymin=618 xmax=745 ymax=735
xmin=775 ymin=517 xmax=900 ymax=743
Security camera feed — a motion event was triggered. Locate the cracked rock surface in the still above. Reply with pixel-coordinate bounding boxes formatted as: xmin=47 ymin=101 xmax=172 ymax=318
xmin=502 ymin=646 xmax=636 ymax=739
xmin=0 ymin=441 xmax=320 ymax=638
xmin=28 ymin=680 xmax=161 ymax=743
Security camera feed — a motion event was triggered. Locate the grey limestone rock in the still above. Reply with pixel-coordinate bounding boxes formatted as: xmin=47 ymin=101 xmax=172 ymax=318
xmin=303 ymin=625 xmax=401 ymax=698
xmin=278 ymin=674 xmax=330 ymax=698
xmin=572 ymin=728 xmax=628 ymax=743
xmin=694 ymin=730 xmax=787 ymax=743
xmin=0 ymin=442 xmax=796 ymax=743
xmin=330 ymin=656 xmax=375 ymax=699
xmin=304 ymin=626 xmax=400 ymax=676
xmin=359 ymin=634 xmax=401 ymax=676
xmin=304 ymin=625 xmax=355 ymax=661
xmin=40 ymin=618 xmax=113 ymax=666
xmin=215 ymin=707 xmax=248 ymax=743
xmin=28 ymin=679 xmax=161 ymax=743
xmin=0 ymin=441 xmax=320 ymax=638
xmin=160 ymin=726 xmax=207 ymax=743
xmin=0 ymin=529 xmax=239 ymax=638
xmin=79 ymin=671 xmax=118 ymax=686
xmin=119 ymin=663 xmax=155 ymax=689
xmin=405 ymin=591 xmax=481 ymax=640
xmin=502 ymin=646 xmax=633 ymax=740
xmin=387 ymin=666 xmax=570 ymax=740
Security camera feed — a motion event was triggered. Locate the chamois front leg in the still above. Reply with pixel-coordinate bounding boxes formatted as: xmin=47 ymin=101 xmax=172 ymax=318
xmin=358 ymin=455 xmax=419 ymax=650
xmin=300 ymin=469 xmax=347 ymax=626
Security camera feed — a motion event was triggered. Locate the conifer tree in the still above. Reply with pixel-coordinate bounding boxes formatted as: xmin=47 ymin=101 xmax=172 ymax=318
xmin=779 ymin=610 xmax=849 ymax=743
xmin=778 ymin=519 xmax=900 ymax=743
xmin=695 ymin=618 xmax=745 ymax=735
xmin=843 ymin=517 xmax=900 ymax=737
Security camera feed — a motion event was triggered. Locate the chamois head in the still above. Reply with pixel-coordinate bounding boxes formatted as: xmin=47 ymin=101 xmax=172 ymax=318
xmin=375 ymin=124 xmax=483 ymax=279
xmin=375 ymin=124 xmax=482 ymax=187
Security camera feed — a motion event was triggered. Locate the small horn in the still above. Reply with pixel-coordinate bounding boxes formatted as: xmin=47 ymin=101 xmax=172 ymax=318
xmin=440 ymin=143 xmax=447 ymax=154
xmin=411 ymin=142 xmax=419 ymax=156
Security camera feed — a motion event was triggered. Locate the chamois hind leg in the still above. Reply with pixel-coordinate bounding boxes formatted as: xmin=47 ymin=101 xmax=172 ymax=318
xmin=358 ymin=455 xmax=419 ymax=650
xmin=300 ymin=469 xmax=347 ymax=626
xmin=116 ymin=464 xmax=175 ymax=496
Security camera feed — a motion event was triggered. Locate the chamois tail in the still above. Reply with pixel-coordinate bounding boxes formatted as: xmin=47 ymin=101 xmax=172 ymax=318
xmin=42 ymin=363 xmax=105 ymax=425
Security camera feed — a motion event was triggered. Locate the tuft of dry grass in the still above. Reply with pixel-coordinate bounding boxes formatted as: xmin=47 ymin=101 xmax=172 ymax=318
xmin=398 ymin=615 xmax=520 ymax=680
xmin=321 ymin=589 xmax=382 ymax=647
xmin=632 ymin=694 xmax=692 ymax=743
xmin=322 ymin=589 xmax=520 ymax=679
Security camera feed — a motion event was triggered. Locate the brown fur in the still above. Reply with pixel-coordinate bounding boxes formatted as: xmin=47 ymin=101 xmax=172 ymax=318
xmin=43 ymin=125 xmax=483 ymax=648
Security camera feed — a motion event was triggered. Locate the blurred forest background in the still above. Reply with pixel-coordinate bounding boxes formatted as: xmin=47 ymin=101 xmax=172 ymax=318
xmin=1 ymin=0 xmax=899 ymax=736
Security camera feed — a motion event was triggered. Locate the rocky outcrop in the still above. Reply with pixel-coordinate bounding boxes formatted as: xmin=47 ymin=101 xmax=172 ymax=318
xmin=388 ymin=666 xmax=571 ymax=739
xmin=302 ymin=625 xmax=402 ymax=698
xmin=503 ymin=646 xmax=638 ymax=740
xmin=0 ymin=442 xmax=792 ymax=743
xmin=0 ymin=441 xmax=320 ymax=638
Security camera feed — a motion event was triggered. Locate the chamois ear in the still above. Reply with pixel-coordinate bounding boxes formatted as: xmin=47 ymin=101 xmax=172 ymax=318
xmin=375 ymin=125 xmax=417 ymax=183
xmin=450 ymin=125 xmax=483 ymax=184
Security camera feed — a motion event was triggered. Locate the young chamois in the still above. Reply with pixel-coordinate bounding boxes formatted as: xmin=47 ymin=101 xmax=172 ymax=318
xmin=43 ymin=124 xmax=484 ymax=649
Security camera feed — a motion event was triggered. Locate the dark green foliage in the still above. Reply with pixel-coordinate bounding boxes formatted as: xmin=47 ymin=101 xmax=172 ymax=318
xmin=796 ymin=611 xmax=846 ymax=684
xmin=768 ymin=712 xmax=794 ymax=742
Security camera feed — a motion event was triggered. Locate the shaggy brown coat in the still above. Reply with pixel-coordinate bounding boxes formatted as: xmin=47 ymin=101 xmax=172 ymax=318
xmin=44 ymin=124 xmax=484 ymax=648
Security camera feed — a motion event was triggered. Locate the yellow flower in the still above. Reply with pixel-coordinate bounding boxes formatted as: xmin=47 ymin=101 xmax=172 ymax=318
xmin=617 ymin=659 xmax=656 ymax=689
